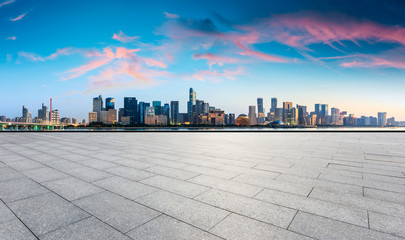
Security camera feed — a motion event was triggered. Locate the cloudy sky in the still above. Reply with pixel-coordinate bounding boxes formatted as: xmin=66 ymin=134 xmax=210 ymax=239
xmin=1 ymin=0 xmax=405 ymax=121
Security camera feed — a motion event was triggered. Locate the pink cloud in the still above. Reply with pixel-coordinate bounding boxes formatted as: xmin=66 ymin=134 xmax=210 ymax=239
xmin=164 ymin=12 xmax=180 ymax=19
xmin=0 ymin=0 xmax=15 ymax=7
xmin=192 ymin=68 xmax=243 ymax=82
xmin=144 ymin=58 xmax=167 ymax=69
xmin=234 ymin=40 xmax=287 ymax=63
xmin=11 ymin=12 xmax=28 ymax=21
xmin=260 ymin=12 xmax=405 ymax=49
xmin=341 ymin=57 xmax=405 ymax=69
xmin=19 ymin=47 xmax=76 ymax=61
xmin=193 ymin=53 xmax=240 ymax=68
xmin=6 ymin=36 xmax=16 ymax=40
xmin=62 ymin=58 xmax=113 ymax=81
xmin=112 ymin=31 xmax=139 ymax=43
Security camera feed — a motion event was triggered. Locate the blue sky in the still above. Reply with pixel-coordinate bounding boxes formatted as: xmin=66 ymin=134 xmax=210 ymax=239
xmin=1 ymin=0 xmax=405 ymax=121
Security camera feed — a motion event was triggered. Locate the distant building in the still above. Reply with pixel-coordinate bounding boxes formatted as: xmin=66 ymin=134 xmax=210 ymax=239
xmin=228 ymin=113 xmax=236 ymax=125
xmin=105 ymin=98 xmax=115 ymax=110
xmin=124 ymin=97 xmax=138 ymax=125
xmin=187 ymin=88 xmax=196 ymax=121
xmin=297 ymin=105 xmax=308 ymax=125
xmin=274 ymin=108 xmax=283 ymax=122
xmin=236 ymin=114 xmax=250 ymax=126
xmin=138 ymin=102 xmax=150 ymax=124
xmin=88 ymin=112 xmax=97 ymax=123
xmin=163 ymin=103 xmax=170 ymax=125
xmin=153 ymin=101 xmax=162 ymax=115
xmin=0 ymin=116 xmax=6 ymax=122
xmin=107 ymin=109 xmax=117 ymax=124
xmin=257 ymin=98 xmax=265 ymax=124
xmin=282 ymin=102 xmax=292 ymax=123
xmin=285 ymin=108 xmax=298 ymax=125
xmin=100 ymin=111 xmax=108 ymax=124
xmin=271 ymin=98 xmax=277 ymax=113
xmin=93 ymin=95 xmax=103 ymax=121
xmin=377 ymin=112 xmax=387 ymax=126
xmin=331 ymin=108 xmax=340 ymax=125
xmin=51 ymin=110 xmax=60 ymax=124
xmin=38 ymin=103 xmax=49 ymax=123
xmin=72 ymin=118 xmax=78 ymax=125
xmin=248 ymin=106 xmax=257 ymax=125
xmin=170 ymin=101 xmax=179 ymax=125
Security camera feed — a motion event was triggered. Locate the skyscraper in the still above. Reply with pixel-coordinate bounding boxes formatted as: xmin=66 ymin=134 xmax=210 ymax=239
xmin=248 ymin=106 xmax=257 ymax=125
xmin=187 ymin=88 xmax=196 ymax=121
xmin=257 ymin=98 xmax=265 ymax=124
xmin=283 ymin=102 xmax=292 ymax=123
xmin=297 ymin=105 xmax=308 ymax=125
xmin=93 ymin=95 xmax=103 ymax=121
xmin=105 ymin=98 xmax=115 ymax=110
xmin=38 ymin=103 xmax=49 ymax=122
xmin=124 ymin=97 xmax=138 ymax=125
xmin=153 ymin=101 xmax=162 ymax=115
xmin=170 ymin=101 xmax=179 ymax=125
xmin=138 ymin=102 xmax=150 ymax=124
xmin=163 ymin=103 xmax=170 ymax=125
xmin=271 ymin=98 xmax=277 ymax=113
xmin=331 ymin=108 xmax=340 ymax=125
xmin=378 ymin=112 xmax=387 ymax=126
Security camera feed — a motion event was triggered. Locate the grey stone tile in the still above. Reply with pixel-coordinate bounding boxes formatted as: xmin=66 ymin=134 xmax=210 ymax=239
xmin=328 ymin=163 xmax=405 ymax=177
xmin=43 ymin=177 xmax=104 ymax=201
xmin=0 ymin=201 xmax=15 ymax=224
xmin=93 ymin=176 xmax=157 ymax=200
xmin=182 ymin=165 xmax=239 ymax=180
xmin=105 ymin=166 xmax=155 ymax=181
xmin=115 ymin=158 xmax=155 ymax=169
xmin=364 ymin=187 xmax=405 ymax=205
xmin=369 ymin=212 xmax=405 ymax=238
xmin=127 ymin=215 xmax=221 ymax=240
xmin=289 ymin=211 xmax=403 ymax=240
xmin=144 ymin=165 xmax=199 ymax=180
xmin=254 ymin=164 xmax=321 ymax=178
xmin=136 ymin=190 xmax=230 ymax=231
xmin=22 ymin=167 xmax=69 ymax=183
xmin=63 ymin=166 xmax=112 ymax=182
xmin=0 ymin=178 xmax=49 ymax=203
xmin=9 ymin=192 xmax=89 ymax=236
xmin=188 ymin=175 xmax=263 ymax=197
xmin=363 ymin=173 xmax=405 ymax=185
xmin=5 ymin=159 xmax=44 ymax=171
xmin=0 ymin=167 xmax=24 ymax=182
xmin=0 ymin=220 xmax=37 ymax=240
xmin=140 ymin=175 xmax=209 ymax=198
xmin=309 ymin=188 xmax=405 ymax=218
xmin=73 ymin=191 xmax=160 ymax=233
xmin=319 ymin=173 xmax=405 ymax=194
xmin=233 ymin=174 xmax=313 ymax=196
xmin=210 ymin=213 xmax=312 ymax=240
xmin=277 ymin=174 xmax=364 ymax=195
xmin=79 ymin=159 xmax=119 ymax=170
xmin=195 ymin=189 xmax=296 ymax=228
xmin=40 ymin=217 xmax=131 ymax=240
xmin=44 ymin=160 xmax=83 ymax=171
xmin=255 ymin=188 xmax=368 ymax=227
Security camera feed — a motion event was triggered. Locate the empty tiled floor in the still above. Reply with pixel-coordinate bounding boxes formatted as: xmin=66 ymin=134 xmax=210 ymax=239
xmin=1 ymin=132 xmax=405 ymax=239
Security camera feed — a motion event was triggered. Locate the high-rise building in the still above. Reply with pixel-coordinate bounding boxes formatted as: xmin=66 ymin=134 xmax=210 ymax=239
xmin=107 ymin=109 xmax=117 ymax=124
xmin=88 ymin=112 xmax=97 ymax=123
xmin=118 ymin=108 xmax=124 ymax=123
xmin=105 ymin=98 xmax=115 ymax=110
xmin=138 ymin=102 xmax=150 ymax=124
xmin=228 ymin=113 xmax=236 ymax=125
xmin=285 ymin=108 xmax=298 ymax=125
xmin=378 ymin=112 xmax=387 ymax=126
xmin=315 ymin=104 xmax=321 ymax=116
xmin=187 ymin=88 xmax=196 ymax=120
xmin=271 ymin=98 xmax=277 ymax=113
xmin=163 ymin=103 xmax=170 ymax=125
xmin=274 ymin=108 xmax=283 ymax=121
xmin=170 ymin=101 xmax=179 ymax=125
xmin=282 ymin=102 xmax=292 ymax=123
xmin=93 ymin=95 xmax=103 ymax=121
xmin=51 ymin=110 xmax=60 ymax=124
xmin=124 ymin=97 xmax=137 ymax=125
xmin=297 ymin=105 xmax=308 ymax=125
xmin=38 ymin=103 xmax=49 ymax=122
xmin=331 ymin=108 xmax=340 ymax=125
xmin=100 ymin=111 xmax=108 ymax=123
xmin=257 ymin=98 xmax=265 ymax=124
xmin=248 ymin=105 xmax=257 ymax=125
xmin=153 ymin=101 xmax=162 ymax=115
xmin=22 ymin=106 xmax=28 ymax=118
xmin=321 ymin=104 xmax=329 ymax=117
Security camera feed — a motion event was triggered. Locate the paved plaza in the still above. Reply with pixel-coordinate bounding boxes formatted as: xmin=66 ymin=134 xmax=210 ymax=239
xmin=1 ymin=132 xmax=405 ymax=239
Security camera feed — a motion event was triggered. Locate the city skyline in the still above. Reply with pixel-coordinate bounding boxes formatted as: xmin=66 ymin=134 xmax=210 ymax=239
xmin=1 ymin=0 xmax=405 ymax=120
xmin=1 ymin=87 xmax=400 ymax=128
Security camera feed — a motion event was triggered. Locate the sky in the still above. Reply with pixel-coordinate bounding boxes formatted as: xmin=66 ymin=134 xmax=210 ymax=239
xmin=1 ymin=0 xmax=405 ymax=121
